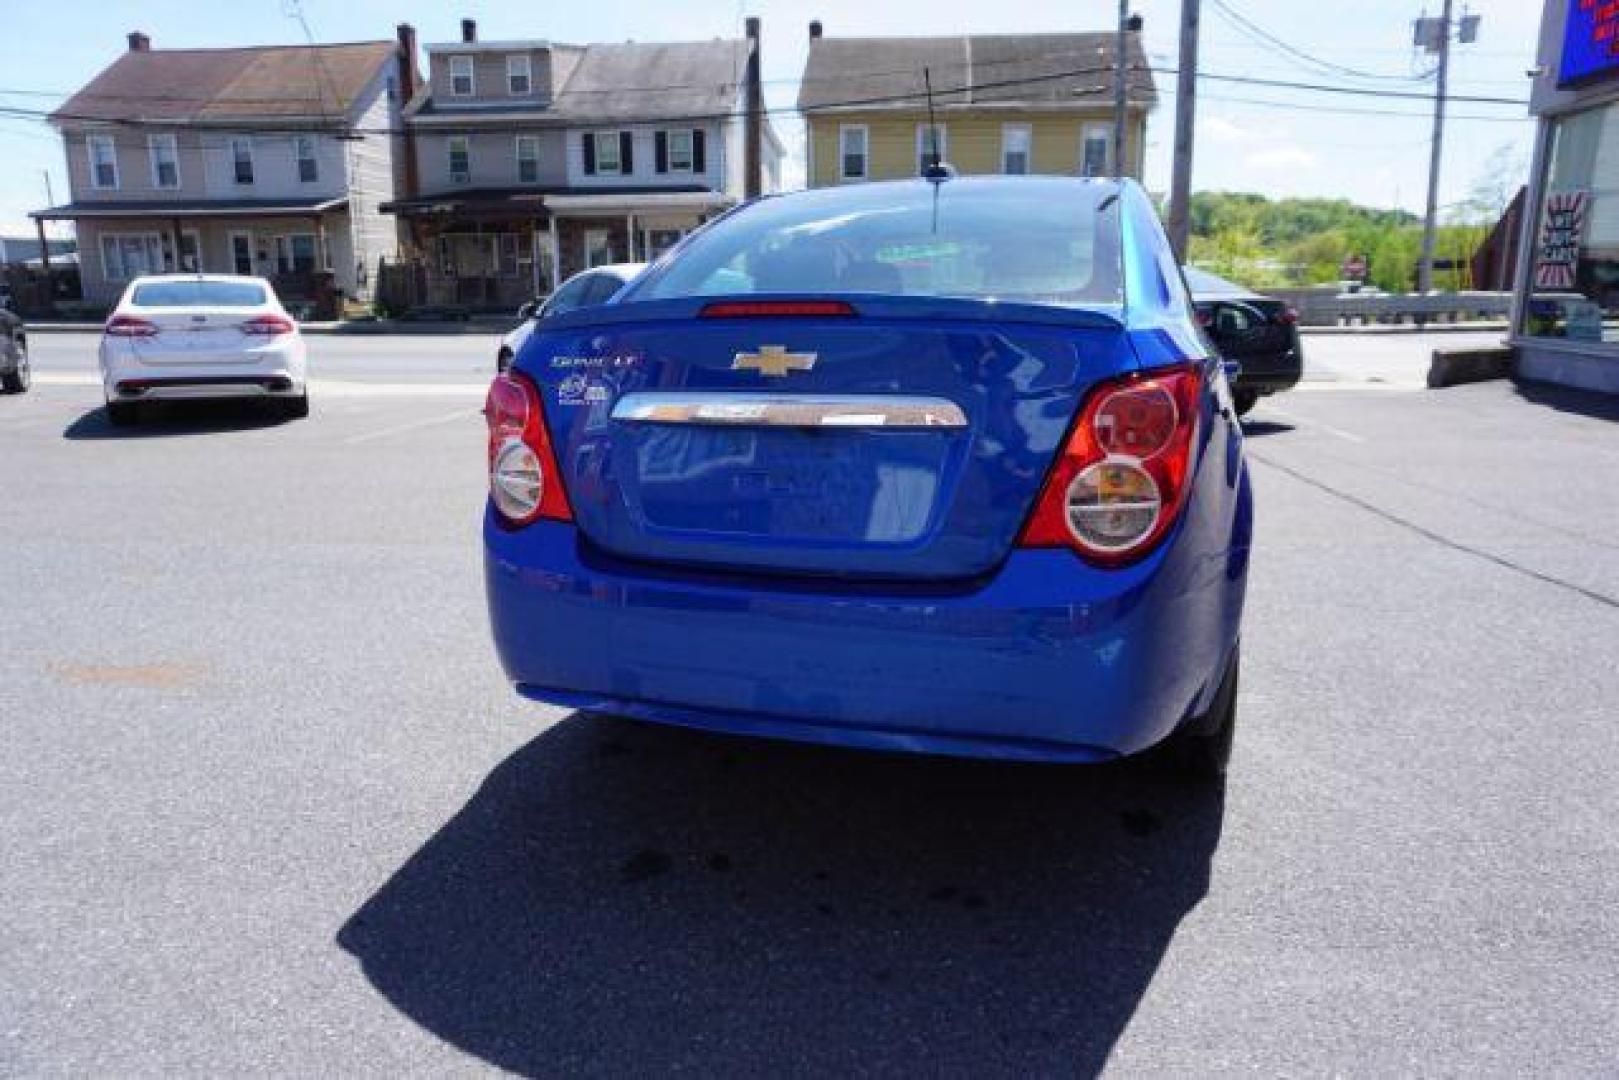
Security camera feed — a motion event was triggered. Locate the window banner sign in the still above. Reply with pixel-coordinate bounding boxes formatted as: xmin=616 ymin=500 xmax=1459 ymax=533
xmin=1534 ymin=190 xmax=1589 ymax=290
xmin=1560 ymin=0 xmax=1619 ymax=86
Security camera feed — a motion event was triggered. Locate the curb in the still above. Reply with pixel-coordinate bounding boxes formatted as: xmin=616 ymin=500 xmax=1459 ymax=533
xmin=1427 ymin=346 xmax=1514 ymax=388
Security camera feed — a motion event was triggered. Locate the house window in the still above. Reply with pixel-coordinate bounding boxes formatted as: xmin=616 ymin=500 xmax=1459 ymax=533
xmin=294 ymin=136 xmax=318 ymax=183
xmin=231 ymin=137 xmax=255 ymax=185
xmin=588 ymin=131 xmax=628 ymax=176
xmin=668 ymin=130 xmax=693 ymax=172
xmin=584 ymin=229 xmax=614 ymax=268
xmin=276 ymin=234 xmax=318 ymax=274
xmin=1002 ymin=124 xmax=1032 ymax=175
xmin=916 ymin=123 xmax=947 ymax=175
xmin=229 ymin=232 xmax=255 ymax=275
xmin=88 ymin=135 xmax=119 ymax=190
xmin=515 ymin=136 xmax=540 ymax=183
xmin=507 ymin=55 xmax=532 ymax=95
xmin=449 ymin=55 xmax=475 ymax=96
xmin=148 ymin=134 xmax=179 ymax=189
xmin=448 ymin=136 xmax=471 ymax=183
xmin=839 ymin=125 xmax=867 ymax=181
xmin=99 ymin=233 xmax=161 ymax=281
xmin=648 ymin=228 xmax=683 ymax=258
xmin=1081 ymin=123 xmax=1112 ymax=178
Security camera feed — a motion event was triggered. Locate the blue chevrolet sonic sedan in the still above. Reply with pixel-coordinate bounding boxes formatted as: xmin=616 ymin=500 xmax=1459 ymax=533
xmin=484 ymin=176 xmax=1252 ymax=778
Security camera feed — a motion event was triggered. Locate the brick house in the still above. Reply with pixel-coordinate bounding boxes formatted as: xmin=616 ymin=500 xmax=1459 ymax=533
xmin=33 ymin=30 xmax=415 ymax=314
xmin=382 ymin=19 xmax=783 ymax=310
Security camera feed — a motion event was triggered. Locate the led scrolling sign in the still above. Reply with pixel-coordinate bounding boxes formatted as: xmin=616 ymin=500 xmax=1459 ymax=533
xmin=1560 ymin=0 xmax=1619 ymax=87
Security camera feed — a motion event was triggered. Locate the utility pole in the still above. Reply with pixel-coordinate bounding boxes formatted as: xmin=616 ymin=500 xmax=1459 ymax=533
xmin=1417 ymin=0 xmax=1454 ymax=294
xmin=744 ymin=17 xmax=763 ymax=199
xmin=1112 ymin=0 xmax=1129 ymax=175
xmin=1167 ymin=0 xmax=1201 ymax=260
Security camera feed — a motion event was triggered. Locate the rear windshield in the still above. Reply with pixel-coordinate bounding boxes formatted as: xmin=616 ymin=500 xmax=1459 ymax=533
xmin=132 ymin=281 xmax=268 ymax=307
xmin=635 ymin=178 xmax=1122 ymax=307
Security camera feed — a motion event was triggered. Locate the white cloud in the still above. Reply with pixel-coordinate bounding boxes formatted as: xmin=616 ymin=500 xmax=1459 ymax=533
xmin=1202 ymin=116 xmax=1256 ymax=143
xmin=1243 ymin=147 xmax=1319 ymax=171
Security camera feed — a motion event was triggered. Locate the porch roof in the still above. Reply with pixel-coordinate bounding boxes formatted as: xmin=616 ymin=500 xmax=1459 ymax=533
xmin=380 ymin=184 xmax=715 ymax=217
xmin=32 ymin=197 xmax=347 ymax=221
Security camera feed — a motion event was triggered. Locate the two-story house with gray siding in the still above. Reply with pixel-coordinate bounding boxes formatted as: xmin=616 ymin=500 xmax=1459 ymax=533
xmin=383 ymin=19 xmax=782 ymax=310
xmin=33 ymin=30 xmax=415 ymax=315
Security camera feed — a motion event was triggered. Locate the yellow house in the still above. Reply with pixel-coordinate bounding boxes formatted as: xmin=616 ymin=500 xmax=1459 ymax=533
xmin=797 ymin=26 xmax=1155 ymax=186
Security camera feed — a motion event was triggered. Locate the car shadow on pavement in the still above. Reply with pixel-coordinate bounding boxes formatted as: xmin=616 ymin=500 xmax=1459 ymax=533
xmin=1238 ymin=418 xmax=1295 ymax=438
xmin=338 ymin=714 xmax=1224 ymax=1075
xmin=63 ymin=401 xmax=293 ymax=440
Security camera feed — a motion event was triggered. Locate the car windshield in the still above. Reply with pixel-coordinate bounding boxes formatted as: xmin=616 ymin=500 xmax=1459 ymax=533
xmin=132 ymin=281 xmax=268 ymax=307
xmin=635 ymin=178 xmax=1122 ymax=307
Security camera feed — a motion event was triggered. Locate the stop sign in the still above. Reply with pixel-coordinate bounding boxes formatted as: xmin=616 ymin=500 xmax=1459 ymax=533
xmin=1341 ymin=255 xmax=1368 ymax=281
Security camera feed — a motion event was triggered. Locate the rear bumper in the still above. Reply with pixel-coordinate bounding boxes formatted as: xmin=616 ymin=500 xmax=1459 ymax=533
xmin=99 ymin=339 xmax=306 ymax=400
xmin=485 ymin=512 xmax=1247 ymax=763
xmin=1233 ymin=346 xmax=1303 ymax=395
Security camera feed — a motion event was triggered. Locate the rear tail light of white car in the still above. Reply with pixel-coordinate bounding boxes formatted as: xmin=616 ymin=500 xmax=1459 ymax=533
xmin=240 ymin=315 xmax=296 ymax=337
xmin=485 ymin=371 xmax=572 ymax=527
xmin=1021 ymin=364 xmax=1203 ymax=566
xmin=104 ymin=315 xmax=159 ymax=338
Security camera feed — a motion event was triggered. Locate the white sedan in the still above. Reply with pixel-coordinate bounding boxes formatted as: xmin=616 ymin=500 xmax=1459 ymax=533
xmin=99 ymin=274 xmax=309 ymax=425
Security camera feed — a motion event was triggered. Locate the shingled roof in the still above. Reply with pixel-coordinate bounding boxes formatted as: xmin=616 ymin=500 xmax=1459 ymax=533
xmin=550 ymin=40 xmax=749 ymax=122
xmin=51 ymin=41 xmax=398 ymax=125
xmin=796 ymin=32 xmax=1156 ymax=112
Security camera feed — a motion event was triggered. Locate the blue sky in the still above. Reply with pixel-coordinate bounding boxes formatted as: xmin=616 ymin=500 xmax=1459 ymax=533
xmin=1 ymin=0 xmax=1542 ymax=237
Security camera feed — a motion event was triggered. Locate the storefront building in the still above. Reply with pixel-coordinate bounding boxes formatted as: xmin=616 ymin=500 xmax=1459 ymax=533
xmin=1513 ymin=0 xmax=1619 ymax=393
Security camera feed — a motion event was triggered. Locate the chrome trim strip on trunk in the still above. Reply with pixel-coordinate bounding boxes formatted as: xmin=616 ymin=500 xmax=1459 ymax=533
xmin=611 ymin=392 xmax=968 ymax=429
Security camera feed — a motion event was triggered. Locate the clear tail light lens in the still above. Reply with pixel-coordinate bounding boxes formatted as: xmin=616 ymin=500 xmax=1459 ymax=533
xmin=1020 ymin=364 xmax=1203 ymax=566
xmin=485 ymin=371 xmax=572 ymax=527
xmin=240 ymin=314 xmax=296 ymax=336
xmin=105 ymin=315 xmax=158 ymax=338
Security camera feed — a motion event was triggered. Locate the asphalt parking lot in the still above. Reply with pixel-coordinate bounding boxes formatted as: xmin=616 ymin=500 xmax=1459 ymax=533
xmin=4 ymin=332 xmax=1617 ymax=1074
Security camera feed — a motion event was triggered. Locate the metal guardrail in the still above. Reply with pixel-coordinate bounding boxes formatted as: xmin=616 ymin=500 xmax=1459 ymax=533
xmin=1268 ymin=289 xmax=1513 ymax=327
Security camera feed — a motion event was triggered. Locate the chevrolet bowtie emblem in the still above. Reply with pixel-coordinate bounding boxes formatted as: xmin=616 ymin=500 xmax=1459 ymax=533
xmin=732 ymin=345 xmax=817 ymax=377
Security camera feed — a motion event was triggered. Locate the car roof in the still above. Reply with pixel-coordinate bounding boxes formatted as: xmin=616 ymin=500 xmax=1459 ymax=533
xmin=128 ymin=273 xmax=270 ymax=285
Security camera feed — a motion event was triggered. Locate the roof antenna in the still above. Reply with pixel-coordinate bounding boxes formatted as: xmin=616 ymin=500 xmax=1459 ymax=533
xmin=921 ymin=67 xmax=953 ymax=182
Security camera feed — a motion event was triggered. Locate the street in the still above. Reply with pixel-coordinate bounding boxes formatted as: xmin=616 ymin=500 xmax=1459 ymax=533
xmin=4 ymin=331 xmax=1617 ymax=1074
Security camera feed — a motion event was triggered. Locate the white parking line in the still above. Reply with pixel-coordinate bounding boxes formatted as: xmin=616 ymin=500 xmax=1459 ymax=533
xmin=1258 ymin=403 xmax=1366 ymax=443
xmin=343 ymin=407 xmax=481 ymax=445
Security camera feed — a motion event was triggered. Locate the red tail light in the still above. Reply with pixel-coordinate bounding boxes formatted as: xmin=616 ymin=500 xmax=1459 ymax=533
xmin=105 ymin=315 xmax=158 ymax=338
xmin=240 ymin=314 xmax=296 ymax=336
xmin=700 ymin=300 xmax=856 ymax=318
xmin=1278 ymin=307 xmax=1299 ymax=326
xmin=485 ymin=371 xmax=572 ymax=526
xmin=1020 ymin=364 xmax=1203 ymax=566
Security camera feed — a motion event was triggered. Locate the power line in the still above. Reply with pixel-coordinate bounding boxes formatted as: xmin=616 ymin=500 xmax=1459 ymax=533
xmin=1207 ymin=0 xmax=1430 ymax=82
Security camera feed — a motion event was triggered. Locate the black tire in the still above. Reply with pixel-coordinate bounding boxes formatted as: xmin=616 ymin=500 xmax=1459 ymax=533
xmin=1234 ymin=389 xmax=1259 ymax=417
xmin=1161 ymin=643 xmax=1239 ymax=781
xmin=282 ymin=393 xmax=310 ymax=420
xmin=1 ymin=343 xmax=28 ymax=393
xmin=497 ymin=348 xmax=512 ymax=374
xmin=106 ymin=400 xmax=140 ymax=427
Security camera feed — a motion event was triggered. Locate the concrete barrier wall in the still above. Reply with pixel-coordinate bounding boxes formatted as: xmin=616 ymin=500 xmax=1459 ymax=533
xmin=1265 ymin=288 xmax=1513 ymax=327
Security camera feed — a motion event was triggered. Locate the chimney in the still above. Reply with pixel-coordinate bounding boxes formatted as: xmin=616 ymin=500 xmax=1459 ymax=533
xmin=744 ymin=17 xmax=763 ymax=200
xmin=395 ymin=23 xmax=421 ymax=199
xmin=127 ymin=31 xmax=151 ymax=52
xmin=461 ymin=18 xmax=477 ymax=43
xmin=809 ymin=20 xmax=823 ymax=40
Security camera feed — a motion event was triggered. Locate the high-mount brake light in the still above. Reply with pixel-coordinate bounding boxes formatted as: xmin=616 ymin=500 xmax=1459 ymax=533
xmin=105 ymin=315 xmax=159 ymax=338
xmin=485 ymin=371 xmax=572 ymax=527
xmin=699 ymin=300 xmax=856 ymax=318
xmin=1020 ymin=364 xmax=1203 ymax=567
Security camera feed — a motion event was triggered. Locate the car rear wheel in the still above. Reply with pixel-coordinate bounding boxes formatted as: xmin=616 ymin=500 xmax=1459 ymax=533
xmin=1 ymin=344 xmax=28 ymax=393
xmin=1160 ymin=643 xmax=1239 ymax=781
xmin=106 ymin=400 xmax=140 ymax=427
xmin=282 ymin=393 xmax=310 ymax=420
xmin=1233 ymin=389 xmax=1259 ymax=417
